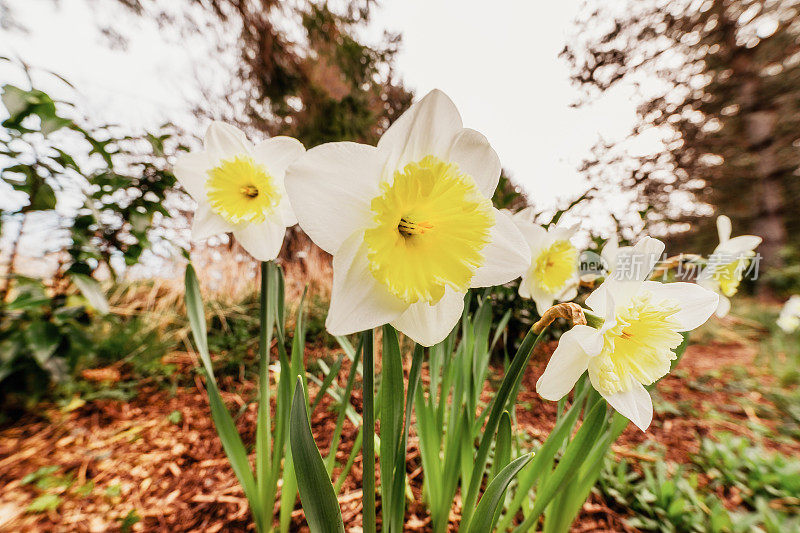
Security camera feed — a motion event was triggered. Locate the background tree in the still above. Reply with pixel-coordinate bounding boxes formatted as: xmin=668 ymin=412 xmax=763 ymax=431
xmin=562 ymin=0 xmax=800 ymax=269
xmin=102 ymin=0 xmax=415 ymax=261
xmin=109 ymin=0 xmax=413 ymax=147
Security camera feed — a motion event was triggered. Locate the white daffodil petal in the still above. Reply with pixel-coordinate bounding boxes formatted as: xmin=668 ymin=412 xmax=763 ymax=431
xmin=536 ymin=325 xmax=596 ymax=401
xmin=549 ymin=224 xmax=579 ymax=243
xmin=233 ymin=216 xmax=286 ymax=262
xmin=377 ymin=89 xmax=463 ymax=171
xmin=512 ymin=206 xmax=537 ymax=224
xmin=391 ymin=289 xmax=465 ymax=347
xmin=518 ymin=279 xmax=531 ymax=299
xmin=587 ymin=236 xmax=665 ymax=313
xmin=278 ymin=197 xmax=297 ymax=227
xmin=715 ymin=294 xmax=731 ymax=318
xmin=600 ymin=234 xmax=619 ymax=267
xmin=191 ymin=203 xmax=233 ymax=241
xmin=446 ymin=128 xmax=501 ymax=198
xmin=558 ymin=283 xmax=578 ymax=302
xmin=513 ymin=218 xmax=549 ymax=253
xmin=326 ymin=233 xmax=407 ymax=335
xmin=630 ymin=236 xmax=666 ymax=277
xmin=532 ymin=289 xmax=555 ymax=317
xmin=600 ymin=380 xmax=653 ymax=432
xmin=205 ymin=121 xmax=251 ymax=163
xmin=285 ymin=142 xmax=384 ymax=255
xmin=174 ymin=151 xmax=211 ymax=200
xmin=717 ymin=215 xmax=732 ymax=244
xmin=642 ymin=281 xmax=719 ymax=331
xmin=252 ymin=136 xmax=306 ymax=177
xmin=472 ymin=209 xmax=531 ymax=287
xmin=717 ymin=235 xmax=762 ymax=256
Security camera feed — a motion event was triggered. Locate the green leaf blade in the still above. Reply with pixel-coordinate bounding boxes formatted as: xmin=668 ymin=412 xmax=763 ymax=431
xmin=290 ymin=377 xmax=345 ymax=533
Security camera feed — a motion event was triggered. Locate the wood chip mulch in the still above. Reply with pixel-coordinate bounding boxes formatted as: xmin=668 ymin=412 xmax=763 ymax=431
xmin=1 ymin=338 xmax=796 ymax=532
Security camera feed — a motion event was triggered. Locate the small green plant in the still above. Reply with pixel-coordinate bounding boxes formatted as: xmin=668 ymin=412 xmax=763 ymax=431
xmin=692 ymin=434 xmax=800 ymax=508
xmin=598 ymin=453 xmax=731 ymax=532
xmin=119 ymin=509 xmax=141 ymax=532
xmin=26 ymin=493 xmax=61 ymax=513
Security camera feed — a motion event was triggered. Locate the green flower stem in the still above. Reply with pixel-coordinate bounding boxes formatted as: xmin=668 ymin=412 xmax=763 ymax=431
xmin=512 ymin=397 xmax=607 ymax=533
xmin=460 ymin=324 xmax=549 ymax=530
xmin=256 ymin=261 xmax=276 ymax=520
xmin=362 ymin=329 xmax=376 ymax=533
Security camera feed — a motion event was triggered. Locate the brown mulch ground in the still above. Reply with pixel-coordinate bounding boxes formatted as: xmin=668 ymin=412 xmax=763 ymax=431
xmin=1 ymin=338 xmax=795 ymax=532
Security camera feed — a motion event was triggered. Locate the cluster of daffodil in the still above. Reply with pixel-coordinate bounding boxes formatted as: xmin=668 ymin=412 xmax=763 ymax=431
xmin=174 ymin=90 xmax=762 ymax=532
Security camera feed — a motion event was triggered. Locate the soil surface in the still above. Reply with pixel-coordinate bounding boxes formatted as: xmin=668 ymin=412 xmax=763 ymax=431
xmin=1 ymin=339 xmax=794 ymax=532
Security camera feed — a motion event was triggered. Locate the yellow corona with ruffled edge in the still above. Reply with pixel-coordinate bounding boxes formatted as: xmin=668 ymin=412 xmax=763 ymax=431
xmin=365 ymin=156 xmax=494 ymax=305
xmin=206 ymin=156 xmax=280 ymax=224
xmin=592 ymin=291 xmax=683 ymax=395
xmin=531 ymin=240 xmax=578 ymax=295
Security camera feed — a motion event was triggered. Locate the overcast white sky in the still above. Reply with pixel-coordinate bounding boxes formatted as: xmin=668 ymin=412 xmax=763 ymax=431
xmin=0 ymin=0 xmax=642 ymax=211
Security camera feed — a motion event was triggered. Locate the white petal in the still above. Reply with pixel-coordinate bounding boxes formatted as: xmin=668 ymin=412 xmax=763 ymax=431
xmin=204 ymin=121 xmax=251 ymax=162
xmin=191 ymin=203 xmax=232 ymax=241
xmin=600 ymin=234 xmax=619 ymax=267
xmin=326 ymin=232 xmax=407 ymax=335
xmin=716 ymin=235 xmax=762 ymax=255
xmin=285 ymin=142 xmax=384 ymax=255
xmin=536 ymin=325 xmax=596 ymax=401
xmin=511 ymin=206 xmax=537 ymax=224
xmin=597 ymin=380 xmax=653 ymax=432
xmin=518 ymin=278 xmax=532 ymax=299
xmin=174 ymin=151 xmax=211 ymax=201
xmin=587 ymin=236 xmax=664 ymax=313
xmin=446 ymin=128 xmax=500 ymax=198
xmin=278 ymin=197 xmax=297 ymax=227
xmin=642 ymin=281 xmax=719 ymax=331
xmin=715 ymin=294 xmax=731 ymax=318
xmin=717 ymin=215 xmax=732 ymax=244
xmin=251 ymin=136 xmax=306 ymax=177
xmin=557 ymin=282 xmax=579 ymax=302
xmin=471 ymin=209 xmax=531 ymax=287
xmin=377 ymin=89 xmax=463 ymax=171
xmin=233 ymin=216 xmax=286 ymax=262
xmin=531 ymin=288 xmax=555 ymax=316
xmin=511 ymin=217 xmax=550 ymax=270
xmin=549 ymin=224 xmax=578 ymax=243
xmin=391 ymin=289 xmax=465 ymax=347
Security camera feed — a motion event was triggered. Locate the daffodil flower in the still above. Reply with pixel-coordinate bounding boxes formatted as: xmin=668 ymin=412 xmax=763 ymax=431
xmin=173 ymin=122 xmax=305 ymax=261
xmin=777 ymin=295 xmax=800 ymax=333
xmin=698 ymin=215 xmax=762 ymax=317
xmin=285 ymin=90 xmax=530 ymax=346
xmin=510 ymin=209 xmax=579 ymax=315
xmin=537 ymin=237 xmax=719 ymax=431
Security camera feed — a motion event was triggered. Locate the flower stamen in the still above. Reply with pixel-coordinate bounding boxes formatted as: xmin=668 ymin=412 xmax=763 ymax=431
xmin=398 ymin=218 xmax=433 ymax=236
xmin=240 ymin=185 xmax=260 ymax=198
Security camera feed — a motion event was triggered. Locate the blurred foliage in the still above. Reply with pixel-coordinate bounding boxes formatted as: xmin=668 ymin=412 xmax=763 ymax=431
xmin=762 ymin=246 xmax=800 ymax=295
xmin=564 ymin=0 xmax=800 ymax=268
xmin=693 ymin=433 xmax=800 ymax=509
xmin=0 ymin=64 xmax=185 ymax=408
xmin=491 ymin=172 xmax=530 ymax=212
xmin=599 ymin=442 xmax=800 ymax=532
